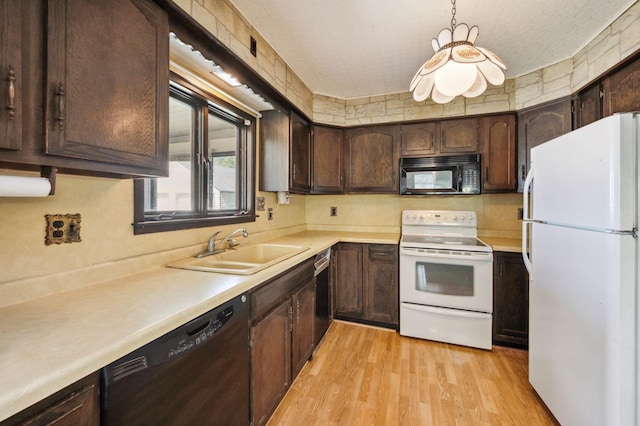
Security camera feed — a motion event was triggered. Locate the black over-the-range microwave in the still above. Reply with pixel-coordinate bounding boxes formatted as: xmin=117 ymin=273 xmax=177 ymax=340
xmin=400 ymin=154 xmax=481 ymax=195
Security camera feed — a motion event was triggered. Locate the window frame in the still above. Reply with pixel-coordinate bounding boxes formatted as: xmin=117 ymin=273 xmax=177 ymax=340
xmin=133 ymin=73 xmax=256 ymax=235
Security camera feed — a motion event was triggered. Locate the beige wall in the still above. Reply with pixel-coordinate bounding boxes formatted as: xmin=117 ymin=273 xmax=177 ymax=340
xmin=0 ymin=167 xmax=306 ymax=304
xmin=2 ymin=0 xmax=638 ymax=303
xmin=305 ymin=193 xmax=522 ymax=239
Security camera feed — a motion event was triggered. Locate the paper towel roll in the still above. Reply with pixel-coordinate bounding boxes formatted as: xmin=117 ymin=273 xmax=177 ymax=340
xmin=0 ymin=175 xmax=52 ymax=197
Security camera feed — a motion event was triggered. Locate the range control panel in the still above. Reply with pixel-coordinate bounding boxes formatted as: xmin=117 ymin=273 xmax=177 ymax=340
xmin=402 ymin=210 xmax=477 ymax=227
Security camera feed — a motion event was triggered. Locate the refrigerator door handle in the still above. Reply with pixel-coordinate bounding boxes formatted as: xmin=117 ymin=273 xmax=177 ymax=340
xmin=522 ymin=166 xmax=534 ymax=276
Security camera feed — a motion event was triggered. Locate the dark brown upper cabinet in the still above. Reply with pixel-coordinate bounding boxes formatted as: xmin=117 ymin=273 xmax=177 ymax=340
xmin=480 ymin=114 xmax=517 ymax=192
xmin=400 ymin=122 xmax=437 ymax=156
xmin=576 ymin=84 xmax=602 ymax=128
xmin=289 ymin=111 xmax=312 ymax=193
xmin=0 ymin=0 xmax=169 ymax=177
xmin=45 ymin=0 xmax=168 ymax=176
xmin=400 ymin=118 xmax=479 ymax=158
xmin=260 ymin=109 xmax=289 ymax=192
xmin=517 ymin=98 xmax=573 ymax=192
xmin=0 ymin=0 xmax=22 ymax=152
xmin=344 ymin=124 xmax=399 ymax=193
xmin=312 ymin=125 xmax=343 ymax=194
xmin=259 ymin=109 xmax=312 ymax=194
xmin=440 ymin=117 xmax=480 ymax=154
xmin=602 ymin=56 xmax=640 ymax=117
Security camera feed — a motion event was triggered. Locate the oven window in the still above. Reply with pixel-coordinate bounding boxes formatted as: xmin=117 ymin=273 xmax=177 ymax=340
xmin=416 ymin=262 xmax=474 ymax=296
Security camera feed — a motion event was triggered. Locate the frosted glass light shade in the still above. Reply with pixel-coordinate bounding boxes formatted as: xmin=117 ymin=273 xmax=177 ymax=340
xmin=410 ymin=24 xmax=506 ymax=104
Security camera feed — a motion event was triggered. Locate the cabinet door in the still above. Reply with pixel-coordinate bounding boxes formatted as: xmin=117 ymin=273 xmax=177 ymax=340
xmin=480 ymin=114 xmax=517 ymax=192
xmin=493 ymin=252 xmax=529 ymax=348
xmin=259 ymin=109 xmax=289 ymax=192
xmin=517 ymin=99 xmax=572 ymax=192
xmin=290 ymin=111 xmax=311 ymax=193
xmin=334 ymin=243 xmax=365 ymax=319
xmin=2 ymin=373 xmax=99 ymax=426
xmin=312 ymin=125 xmax=343 ymax=194
xmin=577 ymin=84 xmax=602 ymax=128
xmin=344 ymin=125 xmax=399 ymax=193
xmin=364 ymin=244 xmax=399 ymax=326
xmin=291 ymin=280 xmax=316 ymax=378
xmin=400 ymin=122 xmax=437 ymax=156
xmin=602 ymin=56 xmax=640 ymax=117
xmin=45 ymin=0 xmax=168 ymax=176
xmin=251 ymin=300 xmax=292 ymax=426
xmin=0 ymin=0 xmax=22 ymax=151
xmin=440 ymin=118 xmax=479 ymax=154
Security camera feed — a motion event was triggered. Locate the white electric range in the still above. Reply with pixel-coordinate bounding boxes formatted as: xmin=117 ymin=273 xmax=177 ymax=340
xmin=399 ymin=210 xmax=493 ymax=350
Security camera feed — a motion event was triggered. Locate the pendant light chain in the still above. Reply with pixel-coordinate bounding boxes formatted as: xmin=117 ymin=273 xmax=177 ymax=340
xmin=450 ymin=0 xmax=457 ymax=30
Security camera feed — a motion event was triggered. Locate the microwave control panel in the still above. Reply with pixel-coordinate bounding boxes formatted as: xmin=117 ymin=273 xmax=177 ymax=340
xmin=461 ymin=163 xmax=480 ymax=193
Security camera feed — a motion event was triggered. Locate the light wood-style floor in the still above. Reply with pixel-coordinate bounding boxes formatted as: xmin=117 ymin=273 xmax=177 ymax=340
xmin=267 ymin=321 xmax=559 ymax=425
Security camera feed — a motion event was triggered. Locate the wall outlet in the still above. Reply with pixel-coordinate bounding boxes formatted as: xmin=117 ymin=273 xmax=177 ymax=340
xmin=330 ymin=206 xmax=337 ymax=216
xmin=45 ymin=213 xmax=81 ymax=245
xmin=256 ymin=196 xmax=265 ymax=211
xmin=267 ymin=208 xmax=273 ymax=220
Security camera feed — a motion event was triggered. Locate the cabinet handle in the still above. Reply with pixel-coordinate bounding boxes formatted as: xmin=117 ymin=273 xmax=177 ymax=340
xmin=296 ymin=299 xmax=300 ymax=323
xmin=55 ymin=82 xmax=65 ymax=130
xmin=289 ymin=305 xmax=293 ymax=331
xmin=521 ymin=164 xmax=526 ymax=181
xmin=6 ymin=66 xmax=15 ymax=120
xmin=485 ymin=166 xmax=489 ymax=183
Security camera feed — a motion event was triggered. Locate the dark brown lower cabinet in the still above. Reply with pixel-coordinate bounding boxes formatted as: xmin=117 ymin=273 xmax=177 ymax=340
xmin=251 ymin=300 xmax=292 ymax=426
xmin=250 ymin=259 xmax=315 ymax=425
xmin=1 ymin=372 xmax=99 ymax=426
xmin=493 ymin=251 xmax=529 ymax=349
xmin=291 ymin=281 xmax=316 ymax=377
xmin=334 ymin=243 xmax=399 ymax=328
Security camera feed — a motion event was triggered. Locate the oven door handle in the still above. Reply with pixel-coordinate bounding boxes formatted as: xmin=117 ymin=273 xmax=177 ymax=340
xmin=402 ymin=303 xmax=491 ymax=318
xmin=400 ymin=247 xmax=492 ymax=261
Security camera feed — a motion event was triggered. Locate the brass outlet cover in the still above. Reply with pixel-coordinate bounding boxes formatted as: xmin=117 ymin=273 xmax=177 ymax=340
xmin=45 ymin=214 xmax=82 ymax=245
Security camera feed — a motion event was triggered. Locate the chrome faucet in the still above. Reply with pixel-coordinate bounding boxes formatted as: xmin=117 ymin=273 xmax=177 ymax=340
xmin=196 ymin=228 xmax=249 ymax=258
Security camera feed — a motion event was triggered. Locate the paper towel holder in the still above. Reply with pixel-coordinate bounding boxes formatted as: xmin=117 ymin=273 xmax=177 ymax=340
xmin=41 ymin=166 xmax=57 ymax=195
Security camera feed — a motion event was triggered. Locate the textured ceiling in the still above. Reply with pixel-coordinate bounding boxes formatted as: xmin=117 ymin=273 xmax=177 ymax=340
xmin=228 ymin=0 xmax=636 ymax=99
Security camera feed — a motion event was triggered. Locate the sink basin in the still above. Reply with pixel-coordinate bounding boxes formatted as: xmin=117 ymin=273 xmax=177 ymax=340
xmin=167 ymin=243 xmax=310 ymax=275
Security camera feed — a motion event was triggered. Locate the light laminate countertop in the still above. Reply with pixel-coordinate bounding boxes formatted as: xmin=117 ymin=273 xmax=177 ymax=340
xmin=480 ymin=237 xmax=524 ymax=253
xmin=0 ymin=230 xmax=398 ymax=421
xmin=0 ymin=231 xmax=522 ymax=420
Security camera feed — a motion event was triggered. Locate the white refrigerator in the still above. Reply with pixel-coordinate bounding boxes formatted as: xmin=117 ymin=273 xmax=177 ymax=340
xmin=522 ymin=112 xmax=638 ymax=426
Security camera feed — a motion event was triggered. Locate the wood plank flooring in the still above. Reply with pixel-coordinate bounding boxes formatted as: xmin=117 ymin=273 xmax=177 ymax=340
xmin=267 ymin=321 xmax=559 ymax=425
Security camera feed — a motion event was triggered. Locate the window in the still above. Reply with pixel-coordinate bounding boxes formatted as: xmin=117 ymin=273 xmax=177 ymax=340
xmin=133 ymin=75 xmax=255 ymax=234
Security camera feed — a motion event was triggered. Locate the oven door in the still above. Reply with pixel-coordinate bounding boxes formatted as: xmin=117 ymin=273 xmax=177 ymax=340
xmin=399 ymin=246 xmax=493 ymax=313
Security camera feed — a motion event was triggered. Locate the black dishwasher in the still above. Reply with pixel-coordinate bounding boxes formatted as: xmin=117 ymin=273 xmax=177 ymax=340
xmin=101 ymin=294 xmax=250 ymax=426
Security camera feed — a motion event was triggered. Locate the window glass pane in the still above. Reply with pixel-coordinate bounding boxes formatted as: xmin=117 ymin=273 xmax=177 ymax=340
xmin=207 ymin=112 xmax=238 ymax=211
xmin=146 ymin=96 xmax=195 ymax=212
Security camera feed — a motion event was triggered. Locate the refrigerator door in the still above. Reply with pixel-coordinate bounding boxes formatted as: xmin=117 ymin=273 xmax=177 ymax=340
xmin=530 ymin=113 xmax=637 ymax=231
xmin=529 ymin=222 xmax=636 ymax=426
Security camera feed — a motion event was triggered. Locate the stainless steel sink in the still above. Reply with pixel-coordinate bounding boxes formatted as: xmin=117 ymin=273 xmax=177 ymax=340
xmin=167 ymin=243 xmax=310 ymax=275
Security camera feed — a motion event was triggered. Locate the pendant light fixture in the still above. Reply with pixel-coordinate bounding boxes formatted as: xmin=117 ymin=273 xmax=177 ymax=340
xmin=410 ymin=0 xmax=506 ymax=104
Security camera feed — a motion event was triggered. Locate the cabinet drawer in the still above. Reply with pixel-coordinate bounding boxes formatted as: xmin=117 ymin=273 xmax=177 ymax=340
xmin=251 ymin=258 xmax=314 ymax=322
xmin=367 ymin=244 xmax=397 ymax=261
